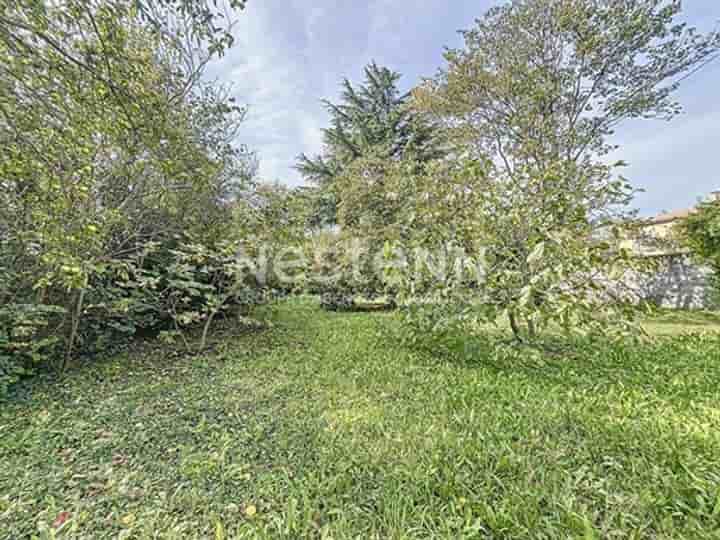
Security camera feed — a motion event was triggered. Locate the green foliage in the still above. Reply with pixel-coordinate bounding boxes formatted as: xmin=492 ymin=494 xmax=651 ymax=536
xmin=134 ymin=0 xmax=247 ymax=56
xmin=402 ymin=0 xmax=720 ymax=342
xmin=415 ymin=0 xmax=720 ymax=161
xmin=0 ymin=304 xmax=65 ymax=394
xmin=1 ymin=0 xmax=719 ymax=534
xmin=145 ymin=239 xmax=259 ymax=351
xmin=296 ymin=61 xmax=441 ymax=225
xmin=681 ymin=199 xmax=720 ymax=261
xmin=0 ymin=0 xmax=257 ymax=393
xmin=308 ymin=152 xmax=422 ymax=309
xmin=308 ymin=234 xmax=391 ymax=311
xmin=388 ymin=158 xmax=648 ymax=342
xmin=677 ymin=199 xmax=720 ymax=304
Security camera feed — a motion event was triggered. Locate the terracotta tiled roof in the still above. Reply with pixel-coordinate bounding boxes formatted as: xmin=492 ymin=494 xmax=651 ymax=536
xmin=646 ymin=208 xmax=694 ymax=225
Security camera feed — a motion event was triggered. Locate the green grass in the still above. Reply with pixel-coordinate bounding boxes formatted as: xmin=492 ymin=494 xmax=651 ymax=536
xmin=641 ymin=309 xmax=720 ymax=336
xmin=2 ymin=298 xmax=720 ymax=539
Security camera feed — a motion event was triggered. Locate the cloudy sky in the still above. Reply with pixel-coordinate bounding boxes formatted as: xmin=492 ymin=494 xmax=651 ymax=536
xmin=206 ymin=1 xmax=720 ymax=217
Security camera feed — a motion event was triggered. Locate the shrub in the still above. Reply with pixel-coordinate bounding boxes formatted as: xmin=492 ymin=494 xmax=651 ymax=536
xmin=677 ymin=199 xmax=720 ymax=307
xmin=0 ymin=304 xmax=66 ymax=395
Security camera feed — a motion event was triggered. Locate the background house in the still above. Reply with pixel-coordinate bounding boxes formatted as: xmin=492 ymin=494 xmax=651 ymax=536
xmin=623 ymin=191 xmax=719 ymax=309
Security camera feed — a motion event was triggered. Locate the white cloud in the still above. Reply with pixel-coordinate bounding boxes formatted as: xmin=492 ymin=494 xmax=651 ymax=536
xmin=206 ymin=1 xmax=326 ymax=183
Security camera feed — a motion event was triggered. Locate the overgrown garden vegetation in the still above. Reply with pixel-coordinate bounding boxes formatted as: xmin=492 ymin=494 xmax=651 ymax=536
xmin=2 ymin=0 xmax=720 ymax=537
xmin=0 ymin=0 xmax=276 ymax=392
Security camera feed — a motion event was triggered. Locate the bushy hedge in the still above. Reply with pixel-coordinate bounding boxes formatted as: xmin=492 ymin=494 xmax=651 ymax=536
xmin=0 ymin=1 xmax=264 ymax=395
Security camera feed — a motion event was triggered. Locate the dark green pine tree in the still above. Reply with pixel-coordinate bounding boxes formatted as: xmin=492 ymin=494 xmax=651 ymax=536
xmin=296 ymin=61 xmax=441 ymax=225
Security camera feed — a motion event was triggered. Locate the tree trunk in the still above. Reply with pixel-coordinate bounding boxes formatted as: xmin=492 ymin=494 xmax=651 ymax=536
xmin=199 ymin=310 xmax=218 ymax=352
xmin=525 ymin=316 xmax=537 ymax=341
xmin=508 ymin=310 xmax=523 ymax=343
xmin=62 ymin=286 xmax=86 ymax=373
xmin=172 ymin=316 xmax=191 ymax=353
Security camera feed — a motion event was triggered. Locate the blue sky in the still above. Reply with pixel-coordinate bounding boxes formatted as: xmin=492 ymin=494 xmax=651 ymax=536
xmin=207 ymin=1 xmax=720 ymax=216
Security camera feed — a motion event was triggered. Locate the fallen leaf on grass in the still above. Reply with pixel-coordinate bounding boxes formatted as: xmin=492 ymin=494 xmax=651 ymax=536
xmin=52 ymin=511 xmax=70 ymax=529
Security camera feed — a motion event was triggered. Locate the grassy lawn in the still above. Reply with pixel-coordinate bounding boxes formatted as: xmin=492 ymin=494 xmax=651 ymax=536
xmin=2 ymin=299 xmax=720 ymax=539
xmin=641 ymin=309 xmax=720 ymax=336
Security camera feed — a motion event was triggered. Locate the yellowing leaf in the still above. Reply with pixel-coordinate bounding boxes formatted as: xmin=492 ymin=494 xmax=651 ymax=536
xmin=215 ymin=521 xmax=226 ymax=540
xmin=527 ymin=242 xmax=545 ymax=266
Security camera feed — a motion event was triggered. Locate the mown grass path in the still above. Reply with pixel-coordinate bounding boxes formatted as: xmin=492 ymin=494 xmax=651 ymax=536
xmin=2 ymin=298 xmax=720 ymax=538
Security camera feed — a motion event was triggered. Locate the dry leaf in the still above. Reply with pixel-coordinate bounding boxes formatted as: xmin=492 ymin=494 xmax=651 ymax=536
xmin=52 ymin=511 xmax=70 ymax=529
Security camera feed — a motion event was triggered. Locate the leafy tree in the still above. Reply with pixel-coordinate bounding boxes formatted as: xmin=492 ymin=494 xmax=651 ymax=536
xmin=677 ymin=198 xmax=720 ymax=305
xmin=0 ymin=0 xmax=255 ymax=388
xmin=117 ymin=238 xmax=258 ymax=353
xmin=403 ymin=0 xmax=720 ymax=342
xmin=415 ymin=0 xmax=720 ymax=174
xmin=295 ymin=62 xmax=443 ymax=308
xmin=296 ymin=61 xmax=441 ymax=226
